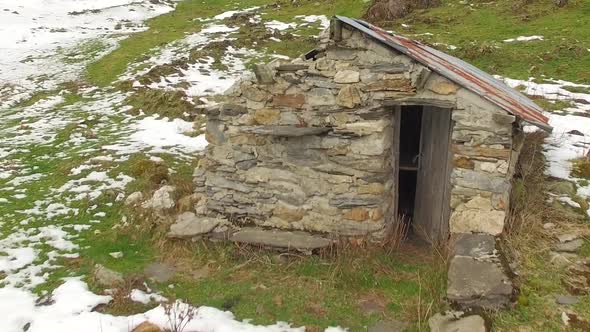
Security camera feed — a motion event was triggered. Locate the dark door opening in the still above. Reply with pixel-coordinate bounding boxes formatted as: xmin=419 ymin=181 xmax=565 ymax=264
xmin=395 ymin=105 xmax=453 ymax=243
xmin=397 ymin=106 xmax=422 ymax=225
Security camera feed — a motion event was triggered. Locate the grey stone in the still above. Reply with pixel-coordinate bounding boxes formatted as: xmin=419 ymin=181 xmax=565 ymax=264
xmin=543 ymin=222 xmax=556 ymax=230
xmin=329 ymin=194 xmax=383 ymax=208
xmin=167 ymin=212 xmax=220 ymax=239
xmin=546 ymin=180 xmax=577 ymax=196
xmin=94 ymin=264 xmax=124 ymax=287
xmin=276 ymin=64 xmax=308 ymax=72
xmin=429 ymin=313 xmax=486 ymax=332
xmin=241 ymin=126 xmax=331 ymax=137
xmin=253 ymin=64 xmax=275 ymax=84
xmin=555 ymin=295 xmax=580 ymax=305
xmin=554 ymin=239 xmax=584 ymax=253
xmin=326 ymin=47 xmax=358 ymax=60
xmin=453 ymin=233 xmax=496 ymax=258
xmin=144 ymin=263 xmax=176 ymax=283
xmin=125 ymin=192 xmax=143 ymax=206
xmin=206 ymin=120 xmax=225 ymax=145
xmin=307 ymin=88 xmax=336 ymax=106
xmin=142 ymin=186 xmax=175 ymax=210
xmin=368 ymin=320 xmax=408 ymax=332
xmin=452 ymin=169 xmax=511 ymax=193
xmin=220 ymin=104 xmax=247 ymax=116
xmin=230 ymin=228 xmax=333 ymax=250
xmin=364 ymin=63 xmax=410 ymax=74
xmin=447 ymin=256 xmax=513 ymax=309
xmin=558 ymin=233 xmax=579 ymax=243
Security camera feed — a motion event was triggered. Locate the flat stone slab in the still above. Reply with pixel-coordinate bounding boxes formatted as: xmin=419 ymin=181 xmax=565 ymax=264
xmin=447 ymin=256 xmax=513 ymax=309
xmin=453 ymin=233 xmax=496 ymax=258
xmin=230 ymin=228 xmax=333 ymax=250
xmin=556 ymin=295 xmax=580 ymax=305
xmin=167 ymin=212 xmax=220 ymax=239
xmin=241 ymin=126 xmax=331 ymax=137
xmin=429 ymin=312 xmax=486 ymax=332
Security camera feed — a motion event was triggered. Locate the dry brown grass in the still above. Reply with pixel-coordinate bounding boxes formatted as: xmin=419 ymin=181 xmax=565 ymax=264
xmin=503 ymin=131 xmax=554 ymax=260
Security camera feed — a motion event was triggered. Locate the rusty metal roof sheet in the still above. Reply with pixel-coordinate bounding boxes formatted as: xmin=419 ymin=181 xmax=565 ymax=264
xmin=335 ymin=16 xmax=551 ymax=131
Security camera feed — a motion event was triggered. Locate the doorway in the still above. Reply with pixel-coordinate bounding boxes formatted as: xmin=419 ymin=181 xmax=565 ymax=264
xmin=395 ymin=105 xmax=453 ymax=243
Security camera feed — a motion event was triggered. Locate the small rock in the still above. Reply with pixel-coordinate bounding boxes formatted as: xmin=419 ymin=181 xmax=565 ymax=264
xmin=554 ymin=239 xmax=584 ymax=253
xmin=167 ymin=212 xmax=220 ymax=239
xmin=132 ymin=322 xmax=162 ymax=332
xmin=557 ymin=233 xmax=579 ymax=243
xmin=109 ymin=252 xmax=124 ymax=259
xmin=144 ymin=262 xmax=176 ymax=283
xmin=543 ymin=222 xmax=556 ymax=230
xmin=142 ymin=186 xmax=175 ymax=210
xmin=93 ymin=264 xmax=124 ymax=287
xmin=368 ymin=319 xmax=408 ymax=332
xmin=125 ymin=192 xmax=143 ymax=206
xmin=429 ymin=312 xmax=486 ymax=332
xmin=556 ymin=295 xmax=580 ymax=305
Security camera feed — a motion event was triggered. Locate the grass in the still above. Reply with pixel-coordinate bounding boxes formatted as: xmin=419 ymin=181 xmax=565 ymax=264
xmin=125 ymin=88 xmax=198 ymax=120
xmin=572 ymin=157 xmax=590 ymax=179
xmin=87 ymin=224 xmax=447 ymax=331
xmin=395 ymin=0 xmax=590 ymax=83
xmin=85 ymin=0 xmax=369 ymax=87
xmin=494 ymin=131 xmax=590 ymax=330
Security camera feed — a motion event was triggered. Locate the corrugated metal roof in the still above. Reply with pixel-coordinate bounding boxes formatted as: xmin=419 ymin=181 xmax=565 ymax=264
xmin=335 ymin=16 xmax=551 ymax=131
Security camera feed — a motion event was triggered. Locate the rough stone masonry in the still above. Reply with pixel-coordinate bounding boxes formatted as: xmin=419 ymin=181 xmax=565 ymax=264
xmin=193 ymin=21 xmax=523 ymax=239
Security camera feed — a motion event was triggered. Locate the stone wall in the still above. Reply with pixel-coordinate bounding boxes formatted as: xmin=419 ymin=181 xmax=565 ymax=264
xmin=194 ymin=24 xmax=521 ymax=238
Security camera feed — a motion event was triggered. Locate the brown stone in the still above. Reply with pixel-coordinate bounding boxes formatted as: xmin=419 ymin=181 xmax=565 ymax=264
xmin=337 ymin=85 xmax=362 ymax=108
xmin=343 ymin=208 xmax=370 ymax=221
xmin=370 ymin=208 xmax=384 ymax=221
xmin=452 ymin=145 xmax=511 ymax=160
xmin=358 ymin=183 xmax=385 ymax=195
xmin=253 ymin=109 xmax=281 ymax=125
xmin=273 ymin=205 xmax=305 ymax=222
xmin=133 ymin=322 xmax=162 ymax=332
xmin=272 ymin=94 xmax=306 ymax=108
xmin=430 ymin=81 xmax=459 ymax=95
xmin=365 ymin=79 xmax=414 ymax=92
xmin=454 ymin=157 xmax=475 ymax=169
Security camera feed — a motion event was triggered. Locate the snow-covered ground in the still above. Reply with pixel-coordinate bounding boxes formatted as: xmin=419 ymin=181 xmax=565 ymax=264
xmin=0 ymin=1 xmax=345 ymax=331
xmin=502 ymin=77 xmax=590 ymax=215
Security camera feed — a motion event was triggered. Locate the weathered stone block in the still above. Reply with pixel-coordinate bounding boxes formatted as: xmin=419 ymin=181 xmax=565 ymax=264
xmin=308 ymin=88 xmax=336 ymax=106
xmin=337 ymin=85 xmax=362 ymax=108
xmin=253 ymin=109 xmax=280 ymax=125
xmin=343 ymin=208 xmax=370 ymax=221
xmin=272 ymin=94 xmax=306 ymax=108
xmin=334 ymin=70 xmax=360 ymax=84
xmin=450 ymin=196 xmax=505 ymax=235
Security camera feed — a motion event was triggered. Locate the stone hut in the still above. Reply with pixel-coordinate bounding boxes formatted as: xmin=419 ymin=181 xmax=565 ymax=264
xmin=194 ymin=16 xmax=551 ymax=244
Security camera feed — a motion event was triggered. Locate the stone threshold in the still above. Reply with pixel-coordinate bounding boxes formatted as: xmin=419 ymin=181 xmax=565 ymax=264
xmin=447 ymin=233 xmax=515 ymax=311
xmin=230 ymin=227 xmax=335 ymax=252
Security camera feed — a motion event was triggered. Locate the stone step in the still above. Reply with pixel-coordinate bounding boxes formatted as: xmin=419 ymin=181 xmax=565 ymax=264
xmin=230 ymin=228 xmax=333 ymax=251
xmin=447 ymin=233 xmax=513 ymax=310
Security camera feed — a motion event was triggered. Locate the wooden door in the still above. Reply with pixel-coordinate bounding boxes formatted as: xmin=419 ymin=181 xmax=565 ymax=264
xmin=413 ymin=107 xmax=453 ymax=243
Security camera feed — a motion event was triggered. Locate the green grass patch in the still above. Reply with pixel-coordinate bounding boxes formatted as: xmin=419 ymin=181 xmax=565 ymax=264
xmin=398 ymin=0 xmax=590 ymax=83
xmin=572 ymin=157 xmax=590 ymax=179
xmin=85 ymin=0 xmax=369 ymax=87
xmin=125 ymin=88 xmax=196 ymax=119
